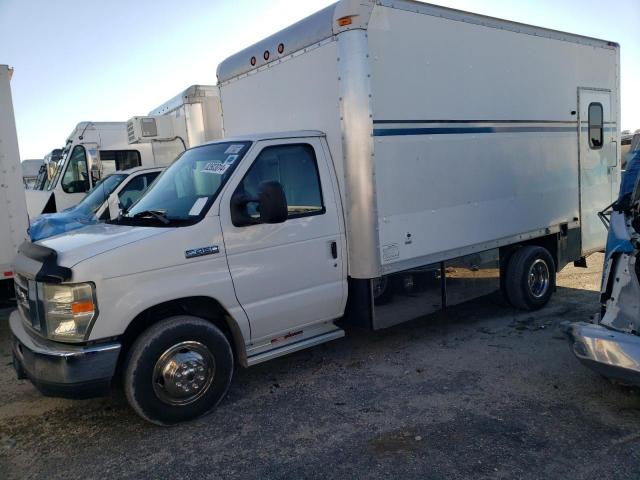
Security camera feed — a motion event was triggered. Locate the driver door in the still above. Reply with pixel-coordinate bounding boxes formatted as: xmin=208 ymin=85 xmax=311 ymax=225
xmin=56 ymin=144 xmax=93 ymax=211
xmin=219 ymin=138 xmax=346 ymax=343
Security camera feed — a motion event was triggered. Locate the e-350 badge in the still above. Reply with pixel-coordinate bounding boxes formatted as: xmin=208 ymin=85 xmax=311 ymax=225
xmin=185 ymin=246 xmax=219 ymax=259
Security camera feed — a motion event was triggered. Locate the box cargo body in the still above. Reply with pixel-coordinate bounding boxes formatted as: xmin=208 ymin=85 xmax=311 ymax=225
xmin=145 ymin=85 xmax=223 ymax=148
xmin=218 ymin=0 xmax=620 ymax=285
xmin=0 ymin=65 xmax=28 ymax=294
xmin=126 ymin=85 xmax=223 ymax=166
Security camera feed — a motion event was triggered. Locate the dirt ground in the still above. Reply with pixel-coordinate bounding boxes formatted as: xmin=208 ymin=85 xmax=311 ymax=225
xmin=1 ymin=252 xmax=639 ymax=480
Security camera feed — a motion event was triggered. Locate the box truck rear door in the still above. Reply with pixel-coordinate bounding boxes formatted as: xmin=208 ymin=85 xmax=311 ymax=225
xmin=220 ymin=138 xmax=346 ymax=343
xmin=578 ymin=88 xmax=618 ymax=255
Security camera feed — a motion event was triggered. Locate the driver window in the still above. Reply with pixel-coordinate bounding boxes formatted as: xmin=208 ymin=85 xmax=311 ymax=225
xmin=61 ymin=146 xmax=90 ymax=193
xmin=235 ymin=144 xmax=325 ymax=220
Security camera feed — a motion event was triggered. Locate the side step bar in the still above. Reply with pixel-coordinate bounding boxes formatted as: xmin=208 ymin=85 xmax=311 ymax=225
xmin=247 ymin=329 xmax=345 ymax=366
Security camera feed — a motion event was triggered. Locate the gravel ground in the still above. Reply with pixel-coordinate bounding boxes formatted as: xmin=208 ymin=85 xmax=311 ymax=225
xmin=1 ymin=252 xmax=640 ymax=479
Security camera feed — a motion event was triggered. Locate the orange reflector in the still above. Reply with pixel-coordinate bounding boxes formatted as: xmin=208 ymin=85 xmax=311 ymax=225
xmin=337 ymin=16 xmax=353 ymax=26
xmin=71 ymin=300 xmax=94 ymax=315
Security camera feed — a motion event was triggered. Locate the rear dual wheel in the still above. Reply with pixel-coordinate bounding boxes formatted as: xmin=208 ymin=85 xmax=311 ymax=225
xmin=504 ymin=246 xmax=555 ymax=311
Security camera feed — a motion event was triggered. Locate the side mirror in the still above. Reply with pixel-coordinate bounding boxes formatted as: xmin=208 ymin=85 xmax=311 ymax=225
xmin=230 ymin=181 xmax=288 ymax=227
xmin=258 ymin=181 xmax=288 ymax=224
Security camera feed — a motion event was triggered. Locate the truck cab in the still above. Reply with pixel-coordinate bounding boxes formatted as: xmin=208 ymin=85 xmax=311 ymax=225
xmin=25 ymin=122 xmax=157 ymax=220
xmin=11 ymin=132 xmax=346 ymax=424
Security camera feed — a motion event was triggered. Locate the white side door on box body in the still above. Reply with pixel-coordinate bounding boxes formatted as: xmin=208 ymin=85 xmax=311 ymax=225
xmin=578 ymin=88 xmax=619 ymax=255
xmin=219 ymin=138 xmax=346 ymax=343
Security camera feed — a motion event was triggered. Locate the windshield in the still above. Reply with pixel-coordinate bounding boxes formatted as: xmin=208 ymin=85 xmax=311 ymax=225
xmin=75 ymin=173 xmax=127 ymax=214
xmin=123 ymin=141 xmax=251 ymax=224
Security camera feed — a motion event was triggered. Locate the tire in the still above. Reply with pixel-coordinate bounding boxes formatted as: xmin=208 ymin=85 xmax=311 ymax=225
xmin=123 ymin=315 xmax=234 ymax=426
xmin=499 ymin=248 xmax=518 ymax=304
xmin=373 ymin=276 xmax=396 ymax=305
xmin=504 ymin=246 xmax=556 ymax=311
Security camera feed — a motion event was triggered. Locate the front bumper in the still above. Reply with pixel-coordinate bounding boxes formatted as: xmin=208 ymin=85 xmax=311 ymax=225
xmin=10 ymin=310 xmax=121 ymax=398
xmin=565 ymin=321 xmax=640 ymax=386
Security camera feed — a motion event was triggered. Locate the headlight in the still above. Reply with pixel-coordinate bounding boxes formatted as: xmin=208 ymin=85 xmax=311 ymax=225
xmin=41 ymin=282 xmax=97 ymax=342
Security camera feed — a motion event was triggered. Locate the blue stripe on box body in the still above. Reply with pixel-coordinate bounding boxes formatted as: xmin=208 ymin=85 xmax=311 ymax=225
xmin=372 ymin=119 xmax=580 ymax=137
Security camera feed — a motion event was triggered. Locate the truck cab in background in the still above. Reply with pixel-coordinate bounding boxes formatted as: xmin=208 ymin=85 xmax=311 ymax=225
xmin=21 ymin=159 xmax=44 ymax=189
xmin=25 ymin=122 xmax=160 ymax=220
xmin=34 ymin=148 xmax=63 ymax=191
xmin=25 ymin=85 xmax=222 ymax=222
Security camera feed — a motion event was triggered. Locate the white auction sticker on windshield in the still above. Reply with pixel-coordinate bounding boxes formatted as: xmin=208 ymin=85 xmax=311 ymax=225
xmin=201 ymin=162 xmax=229 ymax=174
xmin=188 ymin=197 xmax=208 ymax=216
xmin=225 ymin=154 xmax=238 ymax=164
xmin=224 ymin=144 xmax=244 ymax=154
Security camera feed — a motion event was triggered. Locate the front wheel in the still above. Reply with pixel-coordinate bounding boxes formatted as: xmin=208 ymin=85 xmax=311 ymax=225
xmin=123 ymin=316 xmax=233 ymax=426
xmin=504 ymin=246 xmax=556 ymax=311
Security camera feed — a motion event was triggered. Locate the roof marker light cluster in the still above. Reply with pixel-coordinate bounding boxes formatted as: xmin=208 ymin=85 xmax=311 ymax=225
xmin=249 ymin=44 xmax=285 ymax=66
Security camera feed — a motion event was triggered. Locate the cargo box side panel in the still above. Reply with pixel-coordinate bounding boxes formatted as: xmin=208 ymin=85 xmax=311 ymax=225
xmin=219 ymin=41 xmax=344 ymax=188
xmin=0 ymin=66 xmax=28 ymax=273
xmin=367 ymin=5 xmax=617 ymax=272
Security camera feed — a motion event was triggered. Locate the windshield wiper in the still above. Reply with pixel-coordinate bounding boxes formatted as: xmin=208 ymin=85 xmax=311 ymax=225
xmin=131 ymin=209 xmax=170 ymax=225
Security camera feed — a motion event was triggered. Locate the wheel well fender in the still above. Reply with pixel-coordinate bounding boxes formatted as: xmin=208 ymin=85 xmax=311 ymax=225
xmin=116 ymin=296 xmax=248 ymax=376
xmin=500 ymin=234 xmax=559 ymax=273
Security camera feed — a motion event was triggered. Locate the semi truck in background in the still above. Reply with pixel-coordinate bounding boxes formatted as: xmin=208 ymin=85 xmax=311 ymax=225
xmin=10 ymin=0 xmax=619 ymax=425
xmin=25 ymin=85 xmax=222 ymax=221
xmin=0 ymin=65 xmax=29 ymax=300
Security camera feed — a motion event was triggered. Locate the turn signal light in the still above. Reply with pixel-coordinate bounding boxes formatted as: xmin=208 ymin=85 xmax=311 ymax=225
xmin=71 ymin=300 xmax=95 ymax=315
xmin=337 ymin=16 xmax=353 ymax=26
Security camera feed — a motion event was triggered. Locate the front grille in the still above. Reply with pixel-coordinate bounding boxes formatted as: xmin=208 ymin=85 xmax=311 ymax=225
xmin=14 ymin=274 xmax=30 ymax=320
xmin=14 ymin=274 xmax=43 ymax=332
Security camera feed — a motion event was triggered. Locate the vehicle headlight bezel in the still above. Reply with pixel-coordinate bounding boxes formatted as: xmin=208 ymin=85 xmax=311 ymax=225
xmin=33 ymin=281 xmax=99 ymax=343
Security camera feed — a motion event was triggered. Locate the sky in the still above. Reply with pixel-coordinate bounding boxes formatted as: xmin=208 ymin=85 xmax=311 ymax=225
xmin=0 ymin=0 xmax=638 ymax=160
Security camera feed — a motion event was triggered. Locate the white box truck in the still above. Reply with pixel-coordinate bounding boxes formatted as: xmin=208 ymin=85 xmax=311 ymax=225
xmin=0 ymin=65 xmax=29 ymax=301
xmin=10 ymin=0 xmax=620 ymax=424
xmin=25 ymin=85 xmax=224 ymax=221
xmin=24 ymin=122 xmax=166 ymax=219
xmin=128 ymin=84 xmax=223 ymax=150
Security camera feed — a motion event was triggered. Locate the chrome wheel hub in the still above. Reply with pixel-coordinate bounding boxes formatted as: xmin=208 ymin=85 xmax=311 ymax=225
xmin=528 ymin=259 xmax=550 ymax=299
xmin=152 ymin=341 xmax=215 ymax=406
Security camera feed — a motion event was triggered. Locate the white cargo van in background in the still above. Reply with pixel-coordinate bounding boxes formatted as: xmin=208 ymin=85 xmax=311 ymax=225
xmin=10 ymin=0 xmax=620 ymax=424
xmin=0 ymin=65 xmax=28 ymax=300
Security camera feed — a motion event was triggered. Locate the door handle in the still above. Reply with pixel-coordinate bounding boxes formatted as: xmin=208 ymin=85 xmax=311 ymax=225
xmin=330 ymin=241 xmax=338 ymax=259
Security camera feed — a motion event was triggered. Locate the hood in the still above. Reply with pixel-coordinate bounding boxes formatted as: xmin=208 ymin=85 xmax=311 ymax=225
xmin=25 ymin=189 xmax=54 ymax=221
xmin=38 ymin=222 xmax=170 ymax=268
xmin=28 ymin=207 xmax=98 ymax=242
